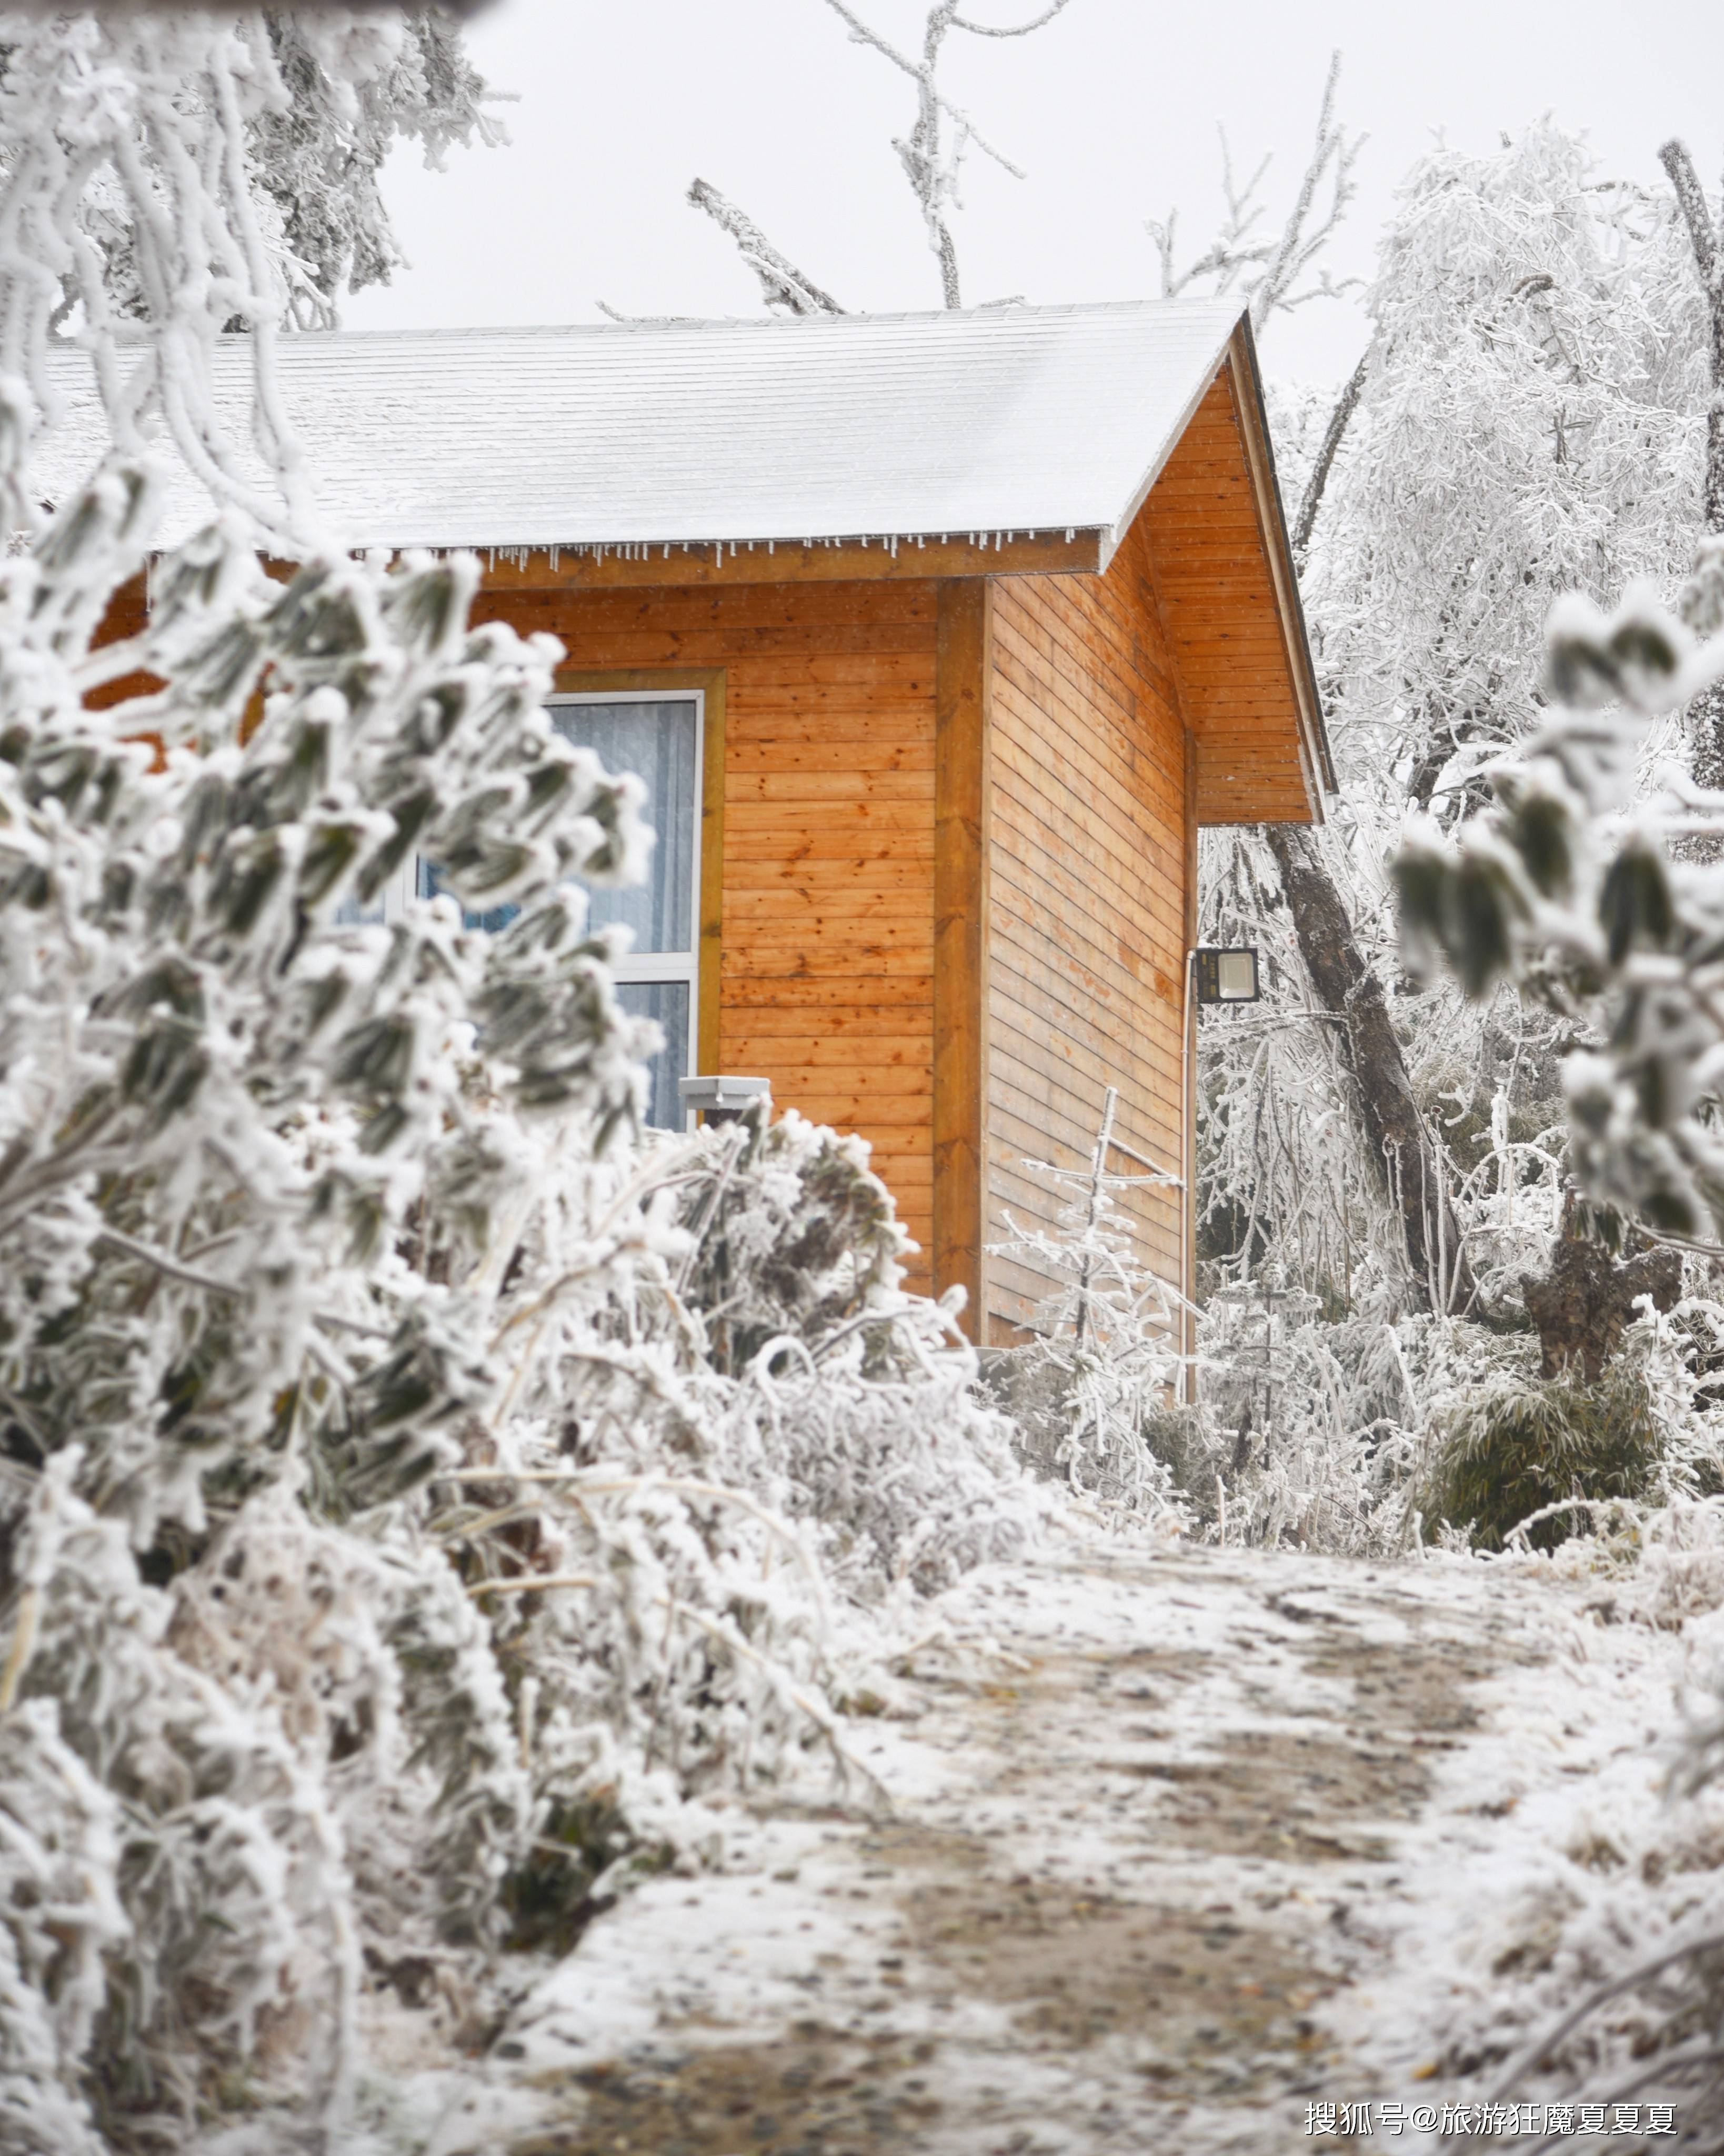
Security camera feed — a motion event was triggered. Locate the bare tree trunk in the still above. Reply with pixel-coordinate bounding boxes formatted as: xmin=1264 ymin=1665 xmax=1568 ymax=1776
xmin=1264 ymin=823 xmax=1475 ymax=1312
xmin=1660 ymin=139 xmax=1724 ymax=530
xmin=1659 ymin=140 xmax=1724 ymax=788
xmin=1291 ymin=344 xmax=1368 ymax=568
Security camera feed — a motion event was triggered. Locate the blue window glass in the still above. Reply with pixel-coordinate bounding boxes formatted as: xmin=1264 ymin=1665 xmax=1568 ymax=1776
xmin=616 ymin=981 xmax=690 ymax=1131
xmin=554 ymin=701 xmax=698 ymax=955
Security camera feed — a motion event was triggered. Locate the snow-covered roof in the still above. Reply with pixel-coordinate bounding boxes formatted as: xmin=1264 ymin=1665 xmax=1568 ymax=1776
xmin=37 ymin=298 xmax=1248 ymax=556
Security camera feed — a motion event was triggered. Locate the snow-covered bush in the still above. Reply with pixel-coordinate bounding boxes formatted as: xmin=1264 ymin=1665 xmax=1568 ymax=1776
xmin=982 ymin=1144 xmax=1195 ymax=1526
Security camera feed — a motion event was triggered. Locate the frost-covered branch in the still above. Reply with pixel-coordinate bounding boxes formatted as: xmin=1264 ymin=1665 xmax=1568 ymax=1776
xmin=1658 ymin=138 xmax=1724 ymax=533
xmin=1146 ymin=50 xmax=1363 ymax=330
xmin=687 ymin=177 xmax=844 ymax=315
xmin=813 ymin=0 xmax=1075 ymax=307
xmin=949 ymin=2 xmax=1076 ymax=32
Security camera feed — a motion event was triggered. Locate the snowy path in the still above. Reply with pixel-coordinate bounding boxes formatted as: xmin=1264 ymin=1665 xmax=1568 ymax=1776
xmin=426 ymin=1543 xmax=1693 ymax=2155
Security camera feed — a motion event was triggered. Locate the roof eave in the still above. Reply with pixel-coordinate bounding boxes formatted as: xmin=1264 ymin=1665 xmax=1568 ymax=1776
xmin=461 ymin=526 xmax=1107 ymax=591
xmin=1225 ymin=314 xmax=1337 ymax=811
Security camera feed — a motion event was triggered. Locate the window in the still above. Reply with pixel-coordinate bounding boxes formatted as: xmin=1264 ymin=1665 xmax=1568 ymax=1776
xmin=407 ymin=691 xmax=704 ymax=1130
xmin=550 ymin=694 xmax=701 ymax=1131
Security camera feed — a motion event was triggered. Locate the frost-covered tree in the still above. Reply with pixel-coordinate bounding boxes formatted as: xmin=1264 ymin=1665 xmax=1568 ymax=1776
xmin=1200 ymin=125 xmax=1707 ymax=1325
xmin=255 ymin=8 xmax=503 ymax=324
xmin=0 ymin=8 xmax=501 ymax=349
xmin=1659 ymin=135 xmax=1724 ymax=800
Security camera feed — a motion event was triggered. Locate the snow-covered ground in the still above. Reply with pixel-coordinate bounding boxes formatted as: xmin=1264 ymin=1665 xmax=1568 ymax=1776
xmin=353 ymin=1540 xmax=1723 ymax=2155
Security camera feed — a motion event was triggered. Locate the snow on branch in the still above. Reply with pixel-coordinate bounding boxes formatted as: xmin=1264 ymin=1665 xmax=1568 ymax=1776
xmin=1291 ymin=341 xmax=1369 ymax=566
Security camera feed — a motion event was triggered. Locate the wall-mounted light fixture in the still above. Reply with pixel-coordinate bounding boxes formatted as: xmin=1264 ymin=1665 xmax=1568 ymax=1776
xmin=678 ymin=1074 xmax=771 ymax=1126
xmin=1193 ymin=947 xmax=1260 ymax=1005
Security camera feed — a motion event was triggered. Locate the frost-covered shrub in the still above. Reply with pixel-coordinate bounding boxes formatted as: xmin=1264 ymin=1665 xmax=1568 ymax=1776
xmin=0 ymin=474 xmax=643 ymax=2135
xmin=1420 ymin=1360 xmax=1663 ymax=1551
xmin=983 ymin=1155 xmax=1192 ymax=1526
xmin=0 ymin=471 xmax=1035 ymax=2142
xmin=673 ymin=1107 xmax=1036 ymax=1589
xmin=4 ymin=1460 xmax=362 ymax=2142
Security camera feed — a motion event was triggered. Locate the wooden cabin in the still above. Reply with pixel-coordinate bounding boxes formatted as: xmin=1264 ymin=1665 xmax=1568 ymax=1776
xmin=76 ymin=301 xmax=1330 ymax=1346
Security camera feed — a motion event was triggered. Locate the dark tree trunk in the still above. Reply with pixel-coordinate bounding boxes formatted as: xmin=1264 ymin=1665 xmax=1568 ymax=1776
xmin=1520 ymin=1192 xmax=1681 ymax=1380
xmin=1291 ymin=344 xmax=1369 ymax=570
xmin=1659 ymin=139 xmax=1724 ymax=535
xmin=1660 ymin=143 xmax=1724 ymax=801
xmin=1265 ymin=823 xmax=1475 ymax=1311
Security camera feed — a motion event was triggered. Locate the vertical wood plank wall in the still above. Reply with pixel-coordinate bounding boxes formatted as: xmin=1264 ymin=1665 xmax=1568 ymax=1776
xmin=472 ymin=578 xmax=939 ymax=1292
xmin=985 ymin=511 xmax=1190 ymax=1341
xmin=932 ymin=582 xmax=990 ymax=1332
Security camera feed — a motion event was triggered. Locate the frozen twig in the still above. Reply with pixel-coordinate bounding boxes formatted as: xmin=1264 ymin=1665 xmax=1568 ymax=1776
xmin=1147 ymin=50 xmax=1362 ymax=330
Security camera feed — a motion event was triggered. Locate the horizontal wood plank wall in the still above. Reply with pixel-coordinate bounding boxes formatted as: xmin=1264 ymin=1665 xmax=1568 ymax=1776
xmin=1142 ymin=362 xmax=1316 ymax=825
xmin=471 ymin=577 xmax=938 ymax=1292
xmin=985 ymin=514 xmax=1188 ymax=1341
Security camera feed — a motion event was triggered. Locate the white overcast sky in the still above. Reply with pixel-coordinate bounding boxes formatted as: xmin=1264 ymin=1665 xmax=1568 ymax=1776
xmin=344 ymin=0 xmax=1724 ymax=384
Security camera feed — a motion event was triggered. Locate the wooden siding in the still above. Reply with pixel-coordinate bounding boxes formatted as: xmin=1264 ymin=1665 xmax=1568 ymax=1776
xmin=932 ymin=582 xmax=990 ymax=1334
xmin=1141 ymin=352 xmax=1321 ymax=824
xmin=472 ymin=578 xmax=938 ymax=1292
xmin=984 ymin=513 xmax=1189 ymax=1342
